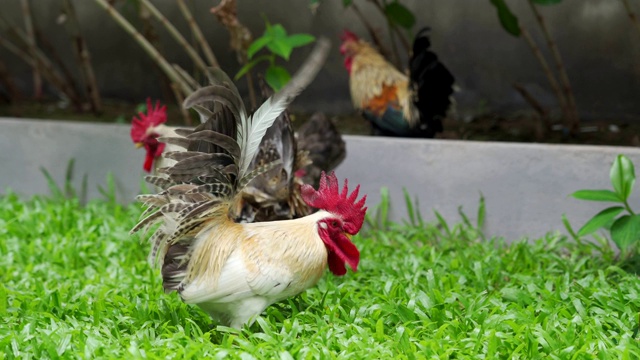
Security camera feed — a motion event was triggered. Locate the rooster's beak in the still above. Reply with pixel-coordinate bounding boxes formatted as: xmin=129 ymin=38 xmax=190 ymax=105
xmin=135 ymin=142 xmax=144 ymax=149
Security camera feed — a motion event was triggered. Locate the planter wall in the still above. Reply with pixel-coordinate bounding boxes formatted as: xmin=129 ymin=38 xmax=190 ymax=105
xmin=2 ymin=118 xmax=640 ymax=242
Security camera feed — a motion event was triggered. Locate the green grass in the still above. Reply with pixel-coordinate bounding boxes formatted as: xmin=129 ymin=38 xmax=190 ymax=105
xmin=1 ymin=192 xmax=640 ymax=359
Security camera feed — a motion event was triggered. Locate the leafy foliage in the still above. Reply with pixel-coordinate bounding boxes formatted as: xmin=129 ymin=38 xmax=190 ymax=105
xmin=383 ymin=2 xmax=415 ymax=29
xmin=489 ymin=0 xmax=521 ymax=36
xmin=570 ymin=154 xmax=640 ymax=254
xmin=235 ymin=22 xmax=315 ymax=91
xmin=2 ymin=192 xmax=640 ymax=357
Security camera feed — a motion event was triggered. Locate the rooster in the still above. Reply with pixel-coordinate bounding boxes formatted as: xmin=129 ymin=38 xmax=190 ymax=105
xmin=130 ymin=98 xmax=179 ymax=173
xmin=131 ymin=39 xmax=367 ymax=329
xmin=340 ymin=27 xmax=455 ymax=138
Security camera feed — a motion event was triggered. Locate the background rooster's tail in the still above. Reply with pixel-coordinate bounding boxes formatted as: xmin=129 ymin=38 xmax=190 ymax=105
xmin=409 ymin=27 xmax=455 ymax=138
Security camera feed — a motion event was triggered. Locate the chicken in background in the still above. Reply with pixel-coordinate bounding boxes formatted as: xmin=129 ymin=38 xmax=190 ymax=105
xmin=130 ymin=39 xmax=367 ymax=329
xmin=340 ymin=27 xmax=455 ymax=138
xmin=130 ymin=99 xmax=179 ymax=173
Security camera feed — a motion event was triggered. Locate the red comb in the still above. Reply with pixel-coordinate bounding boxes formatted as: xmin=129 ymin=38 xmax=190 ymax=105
xmin=301 ymin=172 xmax=367 ymax=234
xmin=130 ymin=98 xmax=167 ymax=142
xmin=340 ymin=29 xmax=359 ymax=42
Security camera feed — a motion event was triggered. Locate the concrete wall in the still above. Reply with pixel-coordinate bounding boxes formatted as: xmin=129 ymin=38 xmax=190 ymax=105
xmin=1 ymin=1 xmax=640 ymax=120
xmin=2 ymin=118 xmax=640 ymax=242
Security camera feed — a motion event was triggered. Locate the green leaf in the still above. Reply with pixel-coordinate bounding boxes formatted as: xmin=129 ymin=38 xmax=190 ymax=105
xmin=562 ymin=214 xmax=579 ymax=241
xmin=234 ymin=55 xmax=271 ymax=80
xmin=343 ymin=0 xmax=353 ymax=7
xmin=247 ymin=36 xmax=271 ymax=59
xmin=532 ymin=0 xmax=562 ymax=4
xmin=267 ymin=39 xmax=293 ymax=60
xmin=490 ymin=0 xmax=521 ymax=37
xmin=577 ymin=206 xmax=625 ymax=237
xmin=384 ymin=2 xmax=415 ymax=29
xmin=284 ymin=34 xmax=315 ymax=49
xmin=571 ymin=189 xmax=622 ymax=202
xmin=267 ymin=24 xmax=287 ymax=39
xmin=610 ymin=214 xmax=640 ymax=251
xmin=610 ymin=154 xmax=636 ymax=200
xmin=265 ymin=65 xmax=291 ymax=91
xmin=477 ymin=192 xmax=486 ymax=229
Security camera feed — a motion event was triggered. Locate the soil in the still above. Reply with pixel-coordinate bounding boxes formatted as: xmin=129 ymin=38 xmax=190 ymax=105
xmin=1 ymin=99 xmax=638 ymax=147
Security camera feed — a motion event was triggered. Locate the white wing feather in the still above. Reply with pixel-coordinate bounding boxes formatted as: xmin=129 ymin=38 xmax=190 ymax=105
xmin=237 ymin=38 xmax=331 ymax=178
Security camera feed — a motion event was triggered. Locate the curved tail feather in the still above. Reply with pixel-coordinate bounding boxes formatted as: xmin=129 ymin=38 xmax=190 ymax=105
xmin=409 ymin=27 xmax=455 ymax=138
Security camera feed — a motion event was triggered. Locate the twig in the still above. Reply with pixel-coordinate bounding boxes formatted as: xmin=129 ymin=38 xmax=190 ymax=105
xmin=173 ymin=64 xmax=199 ymax=91
xmin=0 ymin=35 xmax=79 ymax=105
xmin=35 ymin=29 xmax=80 ymax=104
xmin=177 ymin=0 xmax=219 ymax=68
xmin=350 ymin=2 xmax=392 ymax=59
xmin=528 ymin=0 xmax=579 ymax=132
xmin=169 ymin=82 xmax=192 ymax=126
xmin=513 ymin=83 xmax=548 ymax=118
xmin=368 ymin=0 xmax=411 ymax=54
xmin=513 ymin=82 xmax=550 ymax=139
xmin=211 ymin=0 xmax=256 ymax=108
xmin=520 ymin=27 xmax=567 ymax=119
xmin=621 ymin=0 xmax=640 ymax=39
xmin=62 ymin=0 xmax=102 ymax=114
xmin=139 ymin=0 xmax=208 ymax=73
xmin=20 ymin=0 xmax=41 ymax=99
xmin=91 ymin=0 xmax=192 ymax=95
xmin=138 ymin=4 xmax=173 ymax=104
xmin=366 ymin=0 xmax=401 ymax=67
xmin=0 ymin=16 xmax=82 ymax=108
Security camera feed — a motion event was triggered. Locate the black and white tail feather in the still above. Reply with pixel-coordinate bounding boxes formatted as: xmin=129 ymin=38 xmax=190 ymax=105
xmin=130 ymin=38 xmax=331 ymax=292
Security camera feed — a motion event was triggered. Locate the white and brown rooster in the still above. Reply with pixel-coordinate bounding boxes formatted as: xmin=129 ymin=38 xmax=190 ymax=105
xmin=131 ymin=39 xmax=367 ymax=329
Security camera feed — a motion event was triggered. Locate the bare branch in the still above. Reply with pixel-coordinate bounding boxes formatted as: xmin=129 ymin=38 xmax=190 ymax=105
xmin=528 ymin=0 xmax=579 ymax=132
xmin=91 ymin=0 xmax=192 ymax=95
xmin=20 ymin=0 xmax=42 ymax=99
xmin=520 ymin=27 xmax=567 ymax=119
xmin=62 ymin=0 xmax=103 ymax=114
xmin=349 ymin=2 xmax=392 ymax=59
xmin=139 ymin=0 xmax=207 ymax=73
xmin=621 ymin=0 xmax=640 ymax=39
xmin=177 ymin=0 xmax=219 ymax=68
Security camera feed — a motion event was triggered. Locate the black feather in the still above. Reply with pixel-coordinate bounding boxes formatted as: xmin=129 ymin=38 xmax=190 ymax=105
xmin=408 ymin=27 xmax=455 ymax=138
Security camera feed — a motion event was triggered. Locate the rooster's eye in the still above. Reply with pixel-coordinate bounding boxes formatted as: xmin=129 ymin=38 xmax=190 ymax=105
xmin=331 ymin=221 xmax=339 ymax=227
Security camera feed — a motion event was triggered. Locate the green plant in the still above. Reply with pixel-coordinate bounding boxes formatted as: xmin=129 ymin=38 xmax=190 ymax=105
xmin=570 ymin=154 xmax=640 ymax=255
xmin=489 ymin=0 xmax=579 ymax=135
xmin=235 ymin=21 xmax=315 ymax=91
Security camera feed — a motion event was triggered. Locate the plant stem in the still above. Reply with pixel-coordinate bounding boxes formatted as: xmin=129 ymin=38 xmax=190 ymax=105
xmin=624 ymin=200 xmax=636 ymax=215
xmin=176 ymin=0 xmax=219 ymax=68
xmin=35 ymin=29 xmax=81 ymax=102
xmin=0 ymin=34 xmax=79 ymax=107
xmin=621 ymin=0 xmax=640 ymax=39
xmin=210 ymin=0 xmax=257 ymax=109
xmin=519 ymin=26 xmax=567 ymax=121
xmin=528 ymin=0 xmax=579 ymax=133
xmin=350 ymin=2 xmax=392 ymax=59
xmin=138 ymin=0 xmax=208 ymax=73
xmin=91 ymin=0 xmax=192 ymax=95
xmin=169 ymin=82 xmax=192 ymax=126
xmin=138 ymin=4 xmax=173 ymax=104
xmin=62 ymin=0 xmax=103 ymax=114
xmin=20 ymin=0 xmax=41 ymax=100
xmin=367 ymin=0 xmax=401 ymax=68
xmin=0 ymin=16 xmax=82 ymax=108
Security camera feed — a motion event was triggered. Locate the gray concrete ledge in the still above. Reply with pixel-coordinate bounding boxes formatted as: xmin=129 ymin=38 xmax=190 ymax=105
xmin=2 ymin=117 xmax=640 ymax=242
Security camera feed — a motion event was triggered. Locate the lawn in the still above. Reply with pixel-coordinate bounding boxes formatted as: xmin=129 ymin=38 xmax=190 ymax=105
xmin=1 ymin=192 xmax=640 ymax=359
